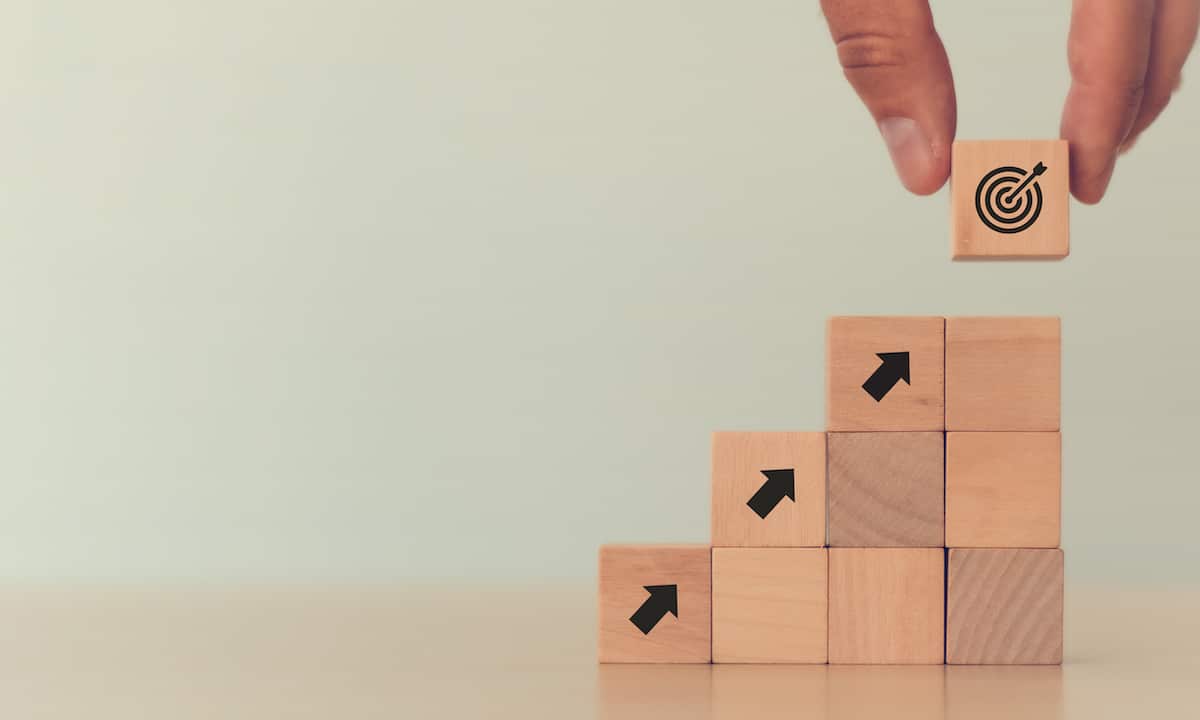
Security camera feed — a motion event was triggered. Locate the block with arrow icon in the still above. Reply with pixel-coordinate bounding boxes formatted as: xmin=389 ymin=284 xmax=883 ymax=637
xmin=826 ymin=316 xmax=945 ymax=431
xmin=711 ymin=432 xmax=825 ymax=548
xmin=598 ymin=545 xmax=711 ymax=663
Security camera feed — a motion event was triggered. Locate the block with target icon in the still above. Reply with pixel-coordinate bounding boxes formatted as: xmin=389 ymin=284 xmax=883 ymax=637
xmin=597 ymin=544 xmax=711 ymax=663
xmin=711 ymin=432 xmax=826 ymax=547
xmin=826 ymin=316 xmax=945 ymax=431
xmin=951 ymin=140 xmax=1069 ymax=259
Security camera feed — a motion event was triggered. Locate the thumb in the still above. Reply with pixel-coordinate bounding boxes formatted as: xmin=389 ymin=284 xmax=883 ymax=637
xmin=821 ymin=0 xmax=957 ymax=195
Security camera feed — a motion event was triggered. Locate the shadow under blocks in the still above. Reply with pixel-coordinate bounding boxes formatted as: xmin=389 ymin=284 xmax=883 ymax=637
xmin=598 ymin=315 xmax=1062 ymax=664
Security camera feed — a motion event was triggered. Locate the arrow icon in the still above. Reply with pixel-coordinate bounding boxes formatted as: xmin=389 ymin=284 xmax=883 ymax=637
xmin=746 ymin=468 xmax=795 ymax=519
xmin=629 ymin=584 xmax=678 ymax=635
xmin=1004 ymin=161 xmax=1048 ymax=203
xmin=862 ymin=352 xmax=910 ymax=402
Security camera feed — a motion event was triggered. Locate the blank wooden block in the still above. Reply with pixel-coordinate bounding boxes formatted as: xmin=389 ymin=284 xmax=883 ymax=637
xmin=947 ymin=432 xmax=1061 ymax=548
xmin=827 ymin=316 xmax=945 ymax=431
xmin=827 ymin=432 xmax=944 ymax=547
xmin=951 ymin=140 xmax=1069 ymax=259
xmin=712 ymin=548 xmax=827 ymax=663
xmin=947 ymin=549 xmax=1064 ymax=665
xmin=946 ymin=317 xmax=1060 ymax=431
xmin=828 ymin=548 xmax=944 ymax=664
xmin=711 ymin=432 xmax=825 ymax=547
xmin=598 ymin=545 xmax=711 ymax=663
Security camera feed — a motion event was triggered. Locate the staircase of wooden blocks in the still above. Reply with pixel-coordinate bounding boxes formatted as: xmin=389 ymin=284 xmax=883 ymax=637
xmin=598 ymin=315 xmax=1062 ymax=665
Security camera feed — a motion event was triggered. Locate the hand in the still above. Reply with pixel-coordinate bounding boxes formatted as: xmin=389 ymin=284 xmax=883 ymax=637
xmin=821 ymin=0 xmax=1200 ymax=203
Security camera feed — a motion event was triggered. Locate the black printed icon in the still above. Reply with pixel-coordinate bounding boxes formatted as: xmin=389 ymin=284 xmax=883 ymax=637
xmin=746 ymin=469 xmax=795 ymax=519
xmin=862 ymin=352 xmax=910 ymax=402
xmin=629 ymin=584 xmax=677 ymax=634
xmin=975 ymin=161 xmax=1048 ymax=234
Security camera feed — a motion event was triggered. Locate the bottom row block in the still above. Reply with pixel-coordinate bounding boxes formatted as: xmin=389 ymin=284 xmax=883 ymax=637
xmin=599 ymin=545 xmax=1063 ymax=665
xmin=947 ymin=548 xmax=1064 ymax=664
xmin=829 ymin=548 xmax=944 ymax=664
xmin=713 ymin=548 xmax=827 ymax=663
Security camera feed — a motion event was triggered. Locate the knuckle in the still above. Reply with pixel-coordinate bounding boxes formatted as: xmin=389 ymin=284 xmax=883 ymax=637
xmin=835 ymin=33 xmax=907 ymax=70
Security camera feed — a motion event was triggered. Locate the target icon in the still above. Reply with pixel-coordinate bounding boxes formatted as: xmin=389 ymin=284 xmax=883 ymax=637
xmin=974 ymin=161 xmax=1048 ymax=234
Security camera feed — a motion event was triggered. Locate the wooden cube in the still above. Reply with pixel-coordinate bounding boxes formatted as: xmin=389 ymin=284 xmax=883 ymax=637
xmin=951 ymin=140 xmax=1069 ymax=259
xmin=711 ymin=548 xmax=828 ymax=663
xmin=598 ymin=545 xmax=711 ymax=663
xmin=711 ymin=432 xmax=825 ymax=547
xmin=827 ymin=432 xmax=944 ymax=547
xmin=828 ymin=548 xmax=944 ymax=664
xmin=946 ymin=317 xmax=1060 ymax=431
xmin=947 ymin=549 xmax=1064 ymax=664
xmin=947 ymin=432 xmax=1061 ymax=548
xmin=827 ymin=316 xmax=945 ymax=431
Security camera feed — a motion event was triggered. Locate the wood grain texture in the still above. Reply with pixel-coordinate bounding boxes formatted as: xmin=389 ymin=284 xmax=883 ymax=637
xmin=711 ymin=432 xmax=825 ymax=547
xmin=598 ymin=545 xmax=711 ymax=663
xmin=711 ymin=548 xmax=827 ymax=663
xmin=947 ymin=549 xmax=1064 ymax=665
xmin=946 ymin=432 xmax=1061 ymax=548
xmin=828 ymin=548 xmax=945 ymax=664
xmin=951 ymin=140 xmax=1069 ymax=259
xmin=827 ymin=316 xmax=945 ymax=431
xmin=946 ymin=317 xmax=1060 ymax=431
xmin=827 ymin=432 xmax=945 ymax=547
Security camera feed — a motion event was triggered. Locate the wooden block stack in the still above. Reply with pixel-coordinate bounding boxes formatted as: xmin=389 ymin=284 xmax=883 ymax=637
xmin=944 ymin=316 xmax=1063 ymax=665
xmin=598 ymin=314 xmax=1063 ymax=665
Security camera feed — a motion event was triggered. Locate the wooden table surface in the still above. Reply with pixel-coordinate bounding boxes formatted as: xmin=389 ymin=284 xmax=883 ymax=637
xmin=1 ymin=583 xmax=1195 ymax=718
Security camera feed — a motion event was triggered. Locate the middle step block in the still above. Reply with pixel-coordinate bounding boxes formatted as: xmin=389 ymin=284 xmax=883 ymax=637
xmin=828 ymin=432 xmax=945 ymax=547
xmin=711 ymin=432 xmax=826 ymax=547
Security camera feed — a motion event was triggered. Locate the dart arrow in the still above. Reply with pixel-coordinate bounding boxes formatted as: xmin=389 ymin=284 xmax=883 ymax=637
xmin=629 ymin=585 xmax=678 ymax=635
xmin=1005 ymin=161 xmax=1047 ymax=202
xmin=862 ymin=352 xmax=910 ymax=402
xmin=746 ymin=469 xmax=795 ymax=519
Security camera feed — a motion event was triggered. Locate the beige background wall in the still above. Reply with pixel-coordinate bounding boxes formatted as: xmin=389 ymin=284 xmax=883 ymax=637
xmin=1 ymin=1 xmax=1196 ymax=581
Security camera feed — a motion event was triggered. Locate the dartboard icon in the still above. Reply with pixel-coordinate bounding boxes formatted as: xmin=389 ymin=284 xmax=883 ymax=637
xmin=974 ymin=161 xmax=1048 ymax=234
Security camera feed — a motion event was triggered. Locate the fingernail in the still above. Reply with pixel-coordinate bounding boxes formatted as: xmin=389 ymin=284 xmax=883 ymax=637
xmin=878 ymin=117 xmax=935 ymax=193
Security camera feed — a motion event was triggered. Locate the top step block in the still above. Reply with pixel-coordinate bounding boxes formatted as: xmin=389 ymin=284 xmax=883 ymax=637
xmin=946 ymin=316 xmax=1061 ymax=431
xmin=826 ymin=316 xmax=945 ymax=431
xmin=951 ymin=140 xmax=1069 ymax=260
